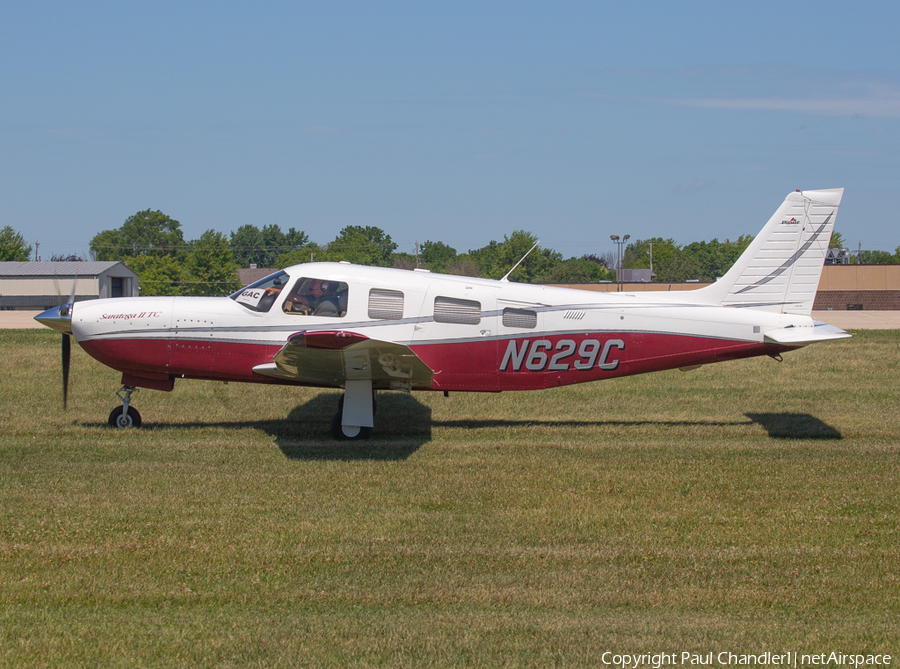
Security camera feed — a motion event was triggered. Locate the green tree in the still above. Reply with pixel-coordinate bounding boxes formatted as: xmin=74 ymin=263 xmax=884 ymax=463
xmin=318 ymin=226 xmax=397 ymax=266
xmin=537 ymin=257 xmax=615 ymax=283
xmin=624 ymin=238 xmax=700 ymax=282
xmin=229 ymin=225 xmax=264 ymax=266
xmin=683 ymin=236 xmax=753 ymax=281
xmin=88 ymin=229 xmax=121 ymax=262
xmin=392 ymin=252 xmax=417 ymax=270
xmin=857 ymin=250 xmax=898 ymax=265
xmin=230 ymin=224 xmax=309 ymax=267
xmin=90 ymin=210 xmax=186 ymax=261
xmin=420 ymin=240 xmax=457 ymax=273
xmin=276 ymin=243 xmax=323 ymax=268
xmin=127 ymin=255 xmax=191 ymax=296
xmin=468 ymin=231 xmax=562 ymax=282
xmin=445 ymin=254 xmax=479 ymax=277
xmin=0 ymin=226 xmax=31 ymax=261
xmin=468 ymin=240 xmax=502 ymax=277
xmin=89 ymin=210 xmax=240 ymax=297
xmin=185 ymin=230 xmax=242 ymax=296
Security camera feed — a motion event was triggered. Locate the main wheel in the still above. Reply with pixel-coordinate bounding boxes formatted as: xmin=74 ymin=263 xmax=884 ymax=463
xmin=108 ymin=406 xmax=142 ymax=428
xmin=330 ymin=412 xmax=372 ymax=441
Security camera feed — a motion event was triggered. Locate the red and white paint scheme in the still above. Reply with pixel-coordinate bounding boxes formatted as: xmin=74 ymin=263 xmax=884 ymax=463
xmin=37 ymin=188 xmax=849 ymax=439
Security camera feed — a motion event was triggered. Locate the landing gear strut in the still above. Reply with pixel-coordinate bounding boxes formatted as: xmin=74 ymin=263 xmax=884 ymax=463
xmin=108 ymin=385 xmax=141 ymax=428
xmin=331 ymin=381 xmax=376 ymax=440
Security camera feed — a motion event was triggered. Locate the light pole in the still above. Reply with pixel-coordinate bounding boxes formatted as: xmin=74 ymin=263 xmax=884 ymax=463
xmin=610 ymin=234 xmax=630 ymax=291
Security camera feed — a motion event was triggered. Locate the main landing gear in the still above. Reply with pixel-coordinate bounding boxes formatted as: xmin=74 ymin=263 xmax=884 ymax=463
xmin=108 ymin=385 xmax=141 ymax=428
xmin=331 ymin=381 xmax=377 ymax=440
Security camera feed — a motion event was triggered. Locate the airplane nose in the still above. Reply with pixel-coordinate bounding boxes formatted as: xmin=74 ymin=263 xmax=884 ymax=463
xmin=35 ymin=303 xmax=74 ymax=335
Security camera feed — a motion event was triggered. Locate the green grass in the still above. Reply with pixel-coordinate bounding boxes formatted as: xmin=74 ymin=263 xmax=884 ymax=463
xmin=1 ymin=329 xmax=898 ymax=667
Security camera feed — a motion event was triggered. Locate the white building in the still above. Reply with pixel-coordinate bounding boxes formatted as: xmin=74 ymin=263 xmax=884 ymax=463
xmin=0 ymin=261 xmax=139 ymax=310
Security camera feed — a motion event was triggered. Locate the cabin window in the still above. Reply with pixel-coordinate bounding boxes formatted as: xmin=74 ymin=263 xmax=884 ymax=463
xmin=282 ymin=278 xmax=348 ymax=317
xmin=434 ymin=296 xmax=481 ymax=325
xmin=368 ymin=288 xmax=404 ymax=320
xmin=502 ymin=308 xmax=537 ymax=329
xmin=231 ymin=270 xmax=289 ymax=312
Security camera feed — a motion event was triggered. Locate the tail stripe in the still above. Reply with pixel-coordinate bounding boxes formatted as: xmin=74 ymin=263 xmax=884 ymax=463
xmin=735 ymin=212 xmax=833 ymax=294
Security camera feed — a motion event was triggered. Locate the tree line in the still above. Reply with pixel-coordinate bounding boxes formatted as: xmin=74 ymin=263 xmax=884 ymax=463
xmin=86 ymin=211 xmax=621 ymax=295
xmin=2 ymin=213 xmax=899 ymax=297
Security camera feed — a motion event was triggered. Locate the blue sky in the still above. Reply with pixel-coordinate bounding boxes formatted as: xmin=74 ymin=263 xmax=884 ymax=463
xmin=2 ymin=1 xmax=899 ymax=261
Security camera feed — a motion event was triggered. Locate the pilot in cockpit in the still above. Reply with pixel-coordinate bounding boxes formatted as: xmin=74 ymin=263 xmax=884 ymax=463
xmin=283 ymin=278 xmax=343 ymax=316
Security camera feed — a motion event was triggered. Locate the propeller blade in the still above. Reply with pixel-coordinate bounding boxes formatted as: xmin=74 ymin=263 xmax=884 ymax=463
xmin=62 ymin=333 xmax=71 ymax=410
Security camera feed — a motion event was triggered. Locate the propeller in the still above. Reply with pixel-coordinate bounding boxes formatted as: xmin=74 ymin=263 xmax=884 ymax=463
xmin=62 ymin=328 xmax=71 ymax=409
xmin=48 ymin=275 xmax=77 ymax=409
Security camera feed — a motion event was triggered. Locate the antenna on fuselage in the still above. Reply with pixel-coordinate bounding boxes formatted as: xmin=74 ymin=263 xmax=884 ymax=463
xmin=500 ymin=240 xmax=540 ymax=283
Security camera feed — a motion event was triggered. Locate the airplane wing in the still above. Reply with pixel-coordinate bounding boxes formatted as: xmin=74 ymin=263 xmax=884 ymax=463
xmin=252 ymin=330 xmax=434 ymax=391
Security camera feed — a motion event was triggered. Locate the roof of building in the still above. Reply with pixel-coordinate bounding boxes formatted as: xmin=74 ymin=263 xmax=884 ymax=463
xmin=237 ymin=267 xmax=278 ymax=286
xmin=0 ymin=261 xmax=137 ymax=277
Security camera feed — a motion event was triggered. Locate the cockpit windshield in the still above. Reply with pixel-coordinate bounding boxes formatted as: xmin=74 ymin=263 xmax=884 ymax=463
xmin=230 ymin=270 xmax=290 ymax=313
xmin=231 ymin=271 xmax=349 ymax=317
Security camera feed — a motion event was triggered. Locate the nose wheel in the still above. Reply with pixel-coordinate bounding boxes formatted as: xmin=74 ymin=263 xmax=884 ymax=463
xmin=108 ymin=385 xmax=141 ymax=428
xmin=108 ymin=405 xmax=142 ymax=428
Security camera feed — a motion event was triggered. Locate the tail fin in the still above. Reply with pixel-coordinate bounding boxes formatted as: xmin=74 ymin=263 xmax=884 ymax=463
xmin=695 ymin=188 xmax=843 ymax=315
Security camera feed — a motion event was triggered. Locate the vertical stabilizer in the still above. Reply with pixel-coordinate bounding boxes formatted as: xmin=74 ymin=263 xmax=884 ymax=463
xmin=694 ymin=188 xmax=843 ymax=314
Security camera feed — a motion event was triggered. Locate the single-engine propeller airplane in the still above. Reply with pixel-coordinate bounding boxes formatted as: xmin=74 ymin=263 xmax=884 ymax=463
xmin=37 ymin=188 xmax=849 ymax=439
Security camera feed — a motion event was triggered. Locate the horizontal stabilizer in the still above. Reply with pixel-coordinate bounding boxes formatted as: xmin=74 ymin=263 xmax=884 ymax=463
xmin=764 ymin=321 xmax=851 ymax=346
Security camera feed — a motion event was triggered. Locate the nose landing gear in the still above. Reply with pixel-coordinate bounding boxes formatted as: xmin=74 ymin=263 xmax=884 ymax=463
xmin=108 ymin=385 xmax=141 ymax=428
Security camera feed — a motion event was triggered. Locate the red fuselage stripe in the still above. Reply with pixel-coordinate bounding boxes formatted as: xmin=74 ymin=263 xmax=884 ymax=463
xmin=80 ymin=332 xmax=789 ymax=392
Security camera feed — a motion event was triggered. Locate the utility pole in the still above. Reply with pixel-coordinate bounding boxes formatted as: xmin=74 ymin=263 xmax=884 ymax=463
xmin=415 ymin=241 xmax=419 ymax=268
xmin=34 ymin=241 xmax=39 ymax=262
xmin=610 ymin=234 xmax=630 ymax=291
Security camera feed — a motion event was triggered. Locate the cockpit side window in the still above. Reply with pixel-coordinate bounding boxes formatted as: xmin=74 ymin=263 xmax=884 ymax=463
xmin=434 ymin=296 xmax=481 ymax=324
xmin=231 ymin=270 xmax=289 ymax=313
xmin=282 ymin=277 xmax=348 ymax=317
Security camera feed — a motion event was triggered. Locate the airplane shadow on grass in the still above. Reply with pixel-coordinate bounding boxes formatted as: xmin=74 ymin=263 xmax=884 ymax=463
xmin=274 ymin=391 xmax=432 ymax=461
xmin=433 ymin=413 xmax=841 ymax=440
xmin=746 ymin=413 xmax=842 ymax=440
xmin=87 ymin=397 xmax=841 ymax=461
xmin=85 ymin=392 xmax=434 ymax=462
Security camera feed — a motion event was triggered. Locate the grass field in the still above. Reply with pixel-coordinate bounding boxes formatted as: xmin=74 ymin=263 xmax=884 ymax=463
xmin=1 ymin=329 xmax=898 ymax=667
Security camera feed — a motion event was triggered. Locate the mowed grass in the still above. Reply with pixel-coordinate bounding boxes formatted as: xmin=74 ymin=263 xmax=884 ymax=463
xmin=0 ymin=329 xmax=898 ymax=667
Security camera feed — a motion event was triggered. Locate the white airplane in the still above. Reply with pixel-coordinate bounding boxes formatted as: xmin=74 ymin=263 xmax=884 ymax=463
xmin=37 ymin=188 xmax=849 ymax=439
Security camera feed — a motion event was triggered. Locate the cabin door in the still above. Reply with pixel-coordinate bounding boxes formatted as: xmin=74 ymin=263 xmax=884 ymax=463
xmin=411 ymin=283 xmax=498 ymax=391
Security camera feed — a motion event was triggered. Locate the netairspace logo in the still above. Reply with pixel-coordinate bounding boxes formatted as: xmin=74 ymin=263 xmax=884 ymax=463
xmin=600 ymin=652 xmax=892 ymax=668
